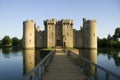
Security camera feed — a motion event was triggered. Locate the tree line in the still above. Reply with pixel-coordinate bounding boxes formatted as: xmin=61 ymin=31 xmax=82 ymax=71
xmin=0 ymin=36 xmax=22 ymax=48
xmin=98 ymin=27 xmax=120 ymax=48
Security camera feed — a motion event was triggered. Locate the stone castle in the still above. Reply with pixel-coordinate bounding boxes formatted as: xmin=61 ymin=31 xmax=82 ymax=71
xmin=23 ymin=18 xmax=97 ymax=49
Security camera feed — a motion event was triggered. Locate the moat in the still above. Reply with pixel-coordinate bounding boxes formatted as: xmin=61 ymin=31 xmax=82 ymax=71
xmin=0 ymin=48 xmax=120 ymax=80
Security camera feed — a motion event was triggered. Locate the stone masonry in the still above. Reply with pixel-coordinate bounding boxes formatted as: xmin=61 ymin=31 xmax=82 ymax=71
xmin=23 ymin=18 xmax=97 ymax=49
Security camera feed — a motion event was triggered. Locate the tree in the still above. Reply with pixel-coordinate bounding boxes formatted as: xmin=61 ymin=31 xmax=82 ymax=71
xmin=107 ymin=34 xmax=111 ymax=40
xmin=0 ymin=40 xmax=2 ymax=48
xmin=113 ymin=27 xmax=120 ymax=40
xmin=19 ymin=38 xmax=23 ymax=46
xmin=12 ymin=37 xmax=20 ymax=46
xmin=2 ymin=36 xmax=12 ymax=47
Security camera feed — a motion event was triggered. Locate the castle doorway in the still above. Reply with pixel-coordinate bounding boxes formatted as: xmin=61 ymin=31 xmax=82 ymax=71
xmin=56 ymin=40 xmax=62 ymax=46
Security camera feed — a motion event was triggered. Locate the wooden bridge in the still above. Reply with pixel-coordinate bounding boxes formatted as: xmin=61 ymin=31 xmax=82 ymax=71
xmin=43 ymin=49 xmax=86 ymax=80
xmin=23 ymin=48 xmax=120 ymax=80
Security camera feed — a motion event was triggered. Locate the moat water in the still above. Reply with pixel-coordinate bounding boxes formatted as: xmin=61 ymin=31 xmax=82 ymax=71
xmin=0 ymin=48 xmax=120 ymax=80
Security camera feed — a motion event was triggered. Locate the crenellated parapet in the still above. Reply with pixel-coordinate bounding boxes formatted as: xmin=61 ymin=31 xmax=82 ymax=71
xmin=83 ymin=18 xmax=96 ymax=24
xmin=23 ymin=20 xmax=36 ymax=26
xmin=61 ymin=19 xmax=73 ymax=26
xmin=44 ymin=18 xmax=57 ymax=26
xmin=36 ymin=26 xmax=40 ymax=32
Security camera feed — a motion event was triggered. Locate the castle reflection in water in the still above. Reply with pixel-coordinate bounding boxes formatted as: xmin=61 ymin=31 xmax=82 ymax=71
xmin=23 ymin=49 xmax=50 ymax=75
xmin=23 ymin=49 xmax=97 ymax=77
xmin=79 ymin=49 xmax=97 ymax=77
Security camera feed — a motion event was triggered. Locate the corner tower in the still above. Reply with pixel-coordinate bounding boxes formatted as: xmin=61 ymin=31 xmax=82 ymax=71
xmin=83 ymin=18 xmax=97 ymax=49
xmin=23 ymin=20 xmax=36 ymax=49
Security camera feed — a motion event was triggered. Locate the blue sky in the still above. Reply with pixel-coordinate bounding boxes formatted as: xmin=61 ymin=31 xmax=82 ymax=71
xmin=0 ymin=0 xmax=120 ymax=39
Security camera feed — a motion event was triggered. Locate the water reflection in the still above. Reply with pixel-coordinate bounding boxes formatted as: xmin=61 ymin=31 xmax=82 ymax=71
xmin=113 ymin=53 xmax=120 ymax=66
xmin=2 ymin=47 xmax=12 ymax=54
xmin=23 ymin=49 xmax=50 ymax=75
xmin=98 ymin=49 xmax=120 ymax=67
xmin=79 ymin=49 xmax=97 ymax=78
xmin=23 ymin=49 xmax=35 ymax=74
xmin=0 ymin=47 xmax=23 ymax=80
xmin=1 ymin=47 xmax=22 ymax=58
xmin=97 ymin=49 xmax=120 ymax=80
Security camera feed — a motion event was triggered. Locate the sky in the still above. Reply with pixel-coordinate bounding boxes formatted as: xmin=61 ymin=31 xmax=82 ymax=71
xmin=0 ymin=0 xmax=120 ymax=39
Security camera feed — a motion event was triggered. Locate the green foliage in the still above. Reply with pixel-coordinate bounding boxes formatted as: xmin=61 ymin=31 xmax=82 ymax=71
xmin=19 ymin=38 xmax=23 ymax=46
xmin=2 ymin=36 xmax=12 ymax=47
xmin=113 ymin=28 xmax=120 ymax=39
xmin=0 ymin=40 xmax=2 ymax=48
xmin=12 ymin=37 xmax=20 ymax=46
xmin=98 ymin=27 xmax=120 ymax=48
xmin=0 ymin=36 xmax=22 ymax=48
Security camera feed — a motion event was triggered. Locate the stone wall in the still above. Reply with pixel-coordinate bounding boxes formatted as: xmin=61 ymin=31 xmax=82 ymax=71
xmin=23 ymin=18 xmax=97 ymax=49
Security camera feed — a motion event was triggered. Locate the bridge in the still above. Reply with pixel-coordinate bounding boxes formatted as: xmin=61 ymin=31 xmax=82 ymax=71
xmin=23 ymin=48 xmax=120 ymax=80
xmin=43 ymin=49 xmax=86 ymax=80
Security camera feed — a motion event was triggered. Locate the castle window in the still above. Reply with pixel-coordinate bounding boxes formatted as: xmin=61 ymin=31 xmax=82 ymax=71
xmin=67 ymin=33 xmax=69 ymax=36
xmin=30 ymin=62 xmax=32 ymax=64
xmin=51 ymin=32 xmax=53 ymax=35
xmin=93 ymin=33 xmax=95 ymax=36
xmin=29 ymin=39 xmax=31 ymax=42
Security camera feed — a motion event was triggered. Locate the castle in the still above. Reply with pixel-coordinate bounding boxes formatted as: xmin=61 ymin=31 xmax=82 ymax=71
xmin=23 ymin=18 xmax=97 ymax=49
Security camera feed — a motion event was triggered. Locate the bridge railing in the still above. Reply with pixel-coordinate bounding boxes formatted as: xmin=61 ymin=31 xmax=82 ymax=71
xmin=66 ymin=50 xmax=120 ymax=80
xmin=23 ymin=50 xmax=55 ymax=80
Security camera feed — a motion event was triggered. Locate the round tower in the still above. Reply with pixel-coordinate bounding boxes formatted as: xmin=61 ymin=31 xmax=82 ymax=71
xmin=89 ymin=20 xmax=97 ymax=49
xmin=23 ymin=20 xmax=36 ymax=49
xmin=83 ymin=19 xmax=97 ymax=49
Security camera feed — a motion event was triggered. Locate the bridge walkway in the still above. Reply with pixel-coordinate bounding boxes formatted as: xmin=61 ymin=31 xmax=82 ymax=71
xmin=43 ymin=49 xmax=86 ymax=80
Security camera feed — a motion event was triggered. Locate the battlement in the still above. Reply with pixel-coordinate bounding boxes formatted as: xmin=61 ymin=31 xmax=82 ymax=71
xmin=89 ymin=20 xmax=96 ymax=23
xmin=36 ymin=26 xmax=40 ymax=32
xmin=61 ymin=19 xmax=73 ymax=25
xmin=83 ymin=18 xmax=96 ymax=24
xmin=86 ymin=20 xmax=96 ymax=24
xmin=23 ymin=20 xmax=35 ymax=24
xmin=73 ymin=29 xmax=78 ymax=32
xmin=44 ymin=18 xmax=57 ymax=25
